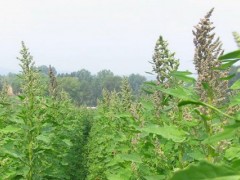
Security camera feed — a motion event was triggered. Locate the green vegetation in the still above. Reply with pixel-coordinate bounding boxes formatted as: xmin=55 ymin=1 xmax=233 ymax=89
xmin=0 ymin=68 xmax=146 ymax=107
xmin=1 ymin=8 xmax=240 ymax=180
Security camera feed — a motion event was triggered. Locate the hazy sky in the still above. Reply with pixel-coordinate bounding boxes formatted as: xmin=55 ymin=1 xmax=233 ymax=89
xmin=0 ymin=0 xmax=239 ymax=75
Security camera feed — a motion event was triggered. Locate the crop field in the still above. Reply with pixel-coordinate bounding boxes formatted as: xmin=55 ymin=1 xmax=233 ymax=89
xmin=1 ymin=8 xmax=240 ymax=180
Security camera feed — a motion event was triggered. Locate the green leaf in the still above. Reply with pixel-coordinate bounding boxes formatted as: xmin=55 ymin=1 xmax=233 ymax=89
xmin=119 ymin=153 xmax=142 ymax=163
xmin=214 ymin=59 xmax=240 ymax=70
xmin=170 ymin=71 xmax=196 ymax=83
xmin=142 ymin=124 xmax=188 ymax=143
xmin=107 ymin=174 xmax=125 ymax=180
xmin=225 ymin=146 xmax=240 ymax=161
xmin=141 ymin=100 xmax=154 ymax=111
xmin=17 ymin=95 xmax=25 ymax=100
xmin=144 ymin=175 xmax=165 ymax=180
xmin=144 ymin=81 xmax=157 ymax=86
xmin=171 ymin=161 xmax=240 ymax=180
xmin=232 ymin=160 xmax=240 ymax=171
xmin=10 ymin=118 xmax=24 ymax=124
xmin=181 ymin=101 xmax=234 ymax=120
xmin=2 ymin=147 xmax=24 ymax=159
xmin=203 ymin=125 xmax=240 ymax=145
xmin=178 ymin=100 xmax=204 ymax=107
xmin=62 ymin=139 xmax=73 ymax=146
xmin=0 ymin=102 xmax=11 ymax=106
xmin=142 ymin=87 xmax=155 ymax=94
xmin=229 ymin=95 xmax=240 ymax=107
xmin=219 ymin=50 xmax=240 ymax=60
xmin=107 ymin=169 xmax=132 ymax=180
xmin=235 ymin=112 xmax=240 ymax=121
xmin=219 ymin=74 xmax=236 ymax=81
xmin=157 ymin=86 xmax=198 ymax=101
xmin=36 ymin=134 xmax=51 ymax=144
xmin=230 ymin=79 xmax=240 ymax=90
xmin=188 ymin=151 xmax=205 ymax=161
xmin=1 ymin=125 xmax=21 ymax=134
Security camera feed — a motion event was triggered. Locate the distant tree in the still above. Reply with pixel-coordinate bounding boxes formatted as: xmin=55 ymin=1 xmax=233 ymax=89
xmin=6 ymin=73 xmax=21 ymax=94
xmin=37 ymin=65 xmax=57 ymax=76
xmin=128 ymin=74 xmax=146 ymax=96
xmin=96 ymin=70 xmax=114 ymax=80
xmin=71 ymin=69 xmax=92 ymax=82
xmin=104 ymin=75 xmax=122 ymax=91
xmin=57 ymin=69 xmax=147 ymax=106
xmin=58 ymin=77 xmax=81 ymax=102
xmin=0 ymin=75 xmax=4 ymax=91
xmin=95 ymin=70 xmax=122 ymax=98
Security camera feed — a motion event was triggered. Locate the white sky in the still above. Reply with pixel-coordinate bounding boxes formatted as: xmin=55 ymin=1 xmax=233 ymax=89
xmin=0 ymin=0 xmax=239 ymax=75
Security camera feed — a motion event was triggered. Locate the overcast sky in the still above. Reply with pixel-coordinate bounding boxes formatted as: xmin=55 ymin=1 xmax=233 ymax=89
xmin=0 ymin=0 xmax=239 ymax=75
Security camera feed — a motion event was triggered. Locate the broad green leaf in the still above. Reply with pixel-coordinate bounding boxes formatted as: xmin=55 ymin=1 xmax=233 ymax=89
xmin=225 ymin=146 xmax=240 ymax=161
xmin=181 ymin=101 xmax=234 ymax=120
xmin=157 ymin=86 xmax=198 ymax=101
xmin=0 ymin=102 xmax=11 ymax=106
xmin=1 ymin=125 xmax=21 ymax=134
xmin=232 ymin=160 xmax=240 ymax=171
xmin=62 ymin=139 xmax=73 ymax=146
xmin=230 ymin=79 xmax=240 ymax=90
xmin=115 ymin=113 xmax=131 ymax=119
xmin=170 ymin=71 xmax=196 ymax=83
xmin=141 ymin=100 xmax=154 ymax=111
xmin=17 ymin=95 xmax=25 ymax=100
xmin=171 ymin=161 xmax=240 ymax=180
xmin=235 ymin=112 xmax=240 ymax=121
xmin=178 ymin=119 xmax=199 ymax=127
xmin=144 ymin=81 xmax=157 ymax=86
xmin=171 ymin=71 xmax=193 ymax=76
xmin=188 ymin=151 xmax=205 ymax=161
xmin=144 ymin=175 xmax=165 ymax=180
xmin=219 ymin=50 xmax=240 ymax=60
xmin=106 ymin=168 xmax=133 ymax=180
xmin=119 ymin=153 xmax=142 ymax=163
xmin=142 ymin=87 xmax=155 ymax=94
xmin=219 ymin=73 xmax=236 ymax=81
xmin=214 ymin=59 xmax=240 ymax=70
xmin=107 ymin=174 xmax=125 ymax=180
xmin=36 ymin=134 xmax=51 ymax=144
xmin=143 ymin=81 xmax=157 ymax=94
xmin=10 ymin=118 xmax=24 ymax=124
xmin=2 ymin=147 xmax=24 ymax=159
xmin=203 ymin=125 xmax=240 ymax=145
xmin=229 ymin=95 xmax=240 ymax=106
xmin=142 ymin=124 xmax=188 ymax=143
xmin=41 ymin=123 xmax=55 ymax=133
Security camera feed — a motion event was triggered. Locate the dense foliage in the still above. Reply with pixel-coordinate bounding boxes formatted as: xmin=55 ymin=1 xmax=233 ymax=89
xmin=1 ymin=8 xmax=240 ymax=180
xmin=0 ymin=68 xmax=146 ymax=107
xmin=0 ymin=42 xmax=93 ymax=179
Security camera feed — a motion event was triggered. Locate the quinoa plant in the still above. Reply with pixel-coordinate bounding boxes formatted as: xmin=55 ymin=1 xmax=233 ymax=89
xmin=86 ymin=9 xmax=240 ymax=180
xmin=48 ymin=65 xmax=58 ymax=99
xmin=150 ymin=36 xmax=180 ymax=119
xmin=120 ymin=77 xmax=133 ymax=110
xmin=0 ymin=42 xmax=88 ymax=179
xmin=151 ymin=36 xmax=179 ymax=85
xmin=193 ymin=8 xmax=228 ymax=107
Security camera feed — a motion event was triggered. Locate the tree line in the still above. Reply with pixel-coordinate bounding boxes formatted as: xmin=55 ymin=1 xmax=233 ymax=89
xmin=0 ymin=66 xmax=146 ymax=106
